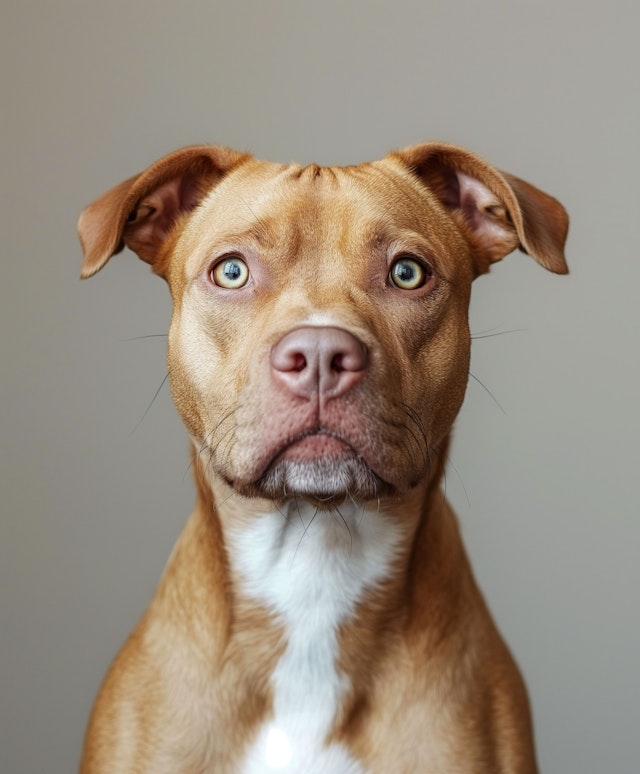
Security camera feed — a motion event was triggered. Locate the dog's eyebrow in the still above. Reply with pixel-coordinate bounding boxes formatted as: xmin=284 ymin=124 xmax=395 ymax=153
xmin=234 ymin=195 xmax=275 ymax=241
xmin=239 ymin=223 xmax=271 ymax=245
xmin=352 ymin=221 xmax=422 ymax=255
xmin=220 ymin=220 xmax=279 ymax=249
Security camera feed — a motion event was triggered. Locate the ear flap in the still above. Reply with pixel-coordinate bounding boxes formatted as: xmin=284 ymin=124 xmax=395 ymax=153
xmin=391 ymin=142 xmax=569 ymax=276
xmin=78 ymin=145 xmax=251 ymax=278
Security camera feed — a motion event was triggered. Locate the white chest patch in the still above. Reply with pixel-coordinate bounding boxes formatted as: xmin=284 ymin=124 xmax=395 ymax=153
xmin=229 ymin=500 xmax=402 ymax=773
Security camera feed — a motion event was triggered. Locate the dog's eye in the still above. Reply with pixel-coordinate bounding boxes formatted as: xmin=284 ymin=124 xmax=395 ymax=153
xmin=389 ymin=256 xmax=429 ymax=290
xmin=211 ymin=256 xmax=250 ymax=289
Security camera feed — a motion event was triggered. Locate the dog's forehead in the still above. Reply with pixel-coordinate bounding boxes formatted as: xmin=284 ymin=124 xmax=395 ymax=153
xmin=196 ymin=157 xmax=450 ymax=246
xmin=172 ymin=157 xmax=469 ymax=289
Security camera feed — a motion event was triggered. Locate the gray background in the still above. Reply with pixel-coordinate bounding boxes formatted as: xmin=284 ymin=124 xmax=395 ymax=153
xmin=2 ymin=1 xmax=638 ymax=772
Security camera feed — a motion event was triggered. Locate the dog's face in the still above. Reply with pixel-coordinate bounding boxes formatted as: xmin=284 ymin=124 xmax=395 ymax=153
xmin=78 ymin=143 xmax=568 ymax=508
xmin=166 ymin=158 xmax=474 ymax=504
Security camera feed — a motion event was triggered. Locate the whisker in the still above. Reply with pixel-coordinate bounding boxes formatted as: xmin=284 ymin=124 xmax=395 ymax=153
xmin=433 ymin=443 xmax=470 ymax=508
xmin=358 ymin=500 xmax=367 ymax=528
xmin=120 ymin=334 xmax=168 ymax=341
xmin=182 ymin=410 xmax=238 ymax=481
xmin=218 ymin=489 xmax=239 ymax=508
xmin=130 ymin=372 xmax=169 ymax=434
xmin=330 ymin=505 xmax=353 ymax=558
xmin=471 ymin=328 xmax=524 ymax=340
xmin=429 ymin=444 xmax=450 ymax=519
xmin=292 ymin=506 xmax=320 ymax=565
xmin=468 ymin=371 xmax=506 ymax=415
xmin=399 ymin=402 xmax=430 ymax=469
xmin=272 ymin=500 xmax=293 ymax=523
xmin=236 ymin=193 xmax=273 ymax=237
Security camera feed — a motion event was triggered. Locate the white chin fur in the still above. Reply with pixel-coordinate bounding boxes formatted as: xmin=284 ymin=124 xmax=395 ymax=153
xmin=256 ymin=457 xmax=386 ymax=501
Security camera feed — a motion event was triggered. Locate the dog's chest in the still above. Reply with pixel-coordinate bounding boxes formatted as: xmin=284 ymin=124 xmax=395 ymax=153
xmin=228 ymin=503 xmax=401 ymax=773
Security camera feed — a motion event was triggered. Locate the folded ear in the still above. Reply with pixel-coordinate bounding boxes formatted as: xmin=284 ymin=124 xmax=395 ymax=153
xmin=78 ymin=145 xmax=251 ymax=279
xmin=390 ymin=142 xmax=569 ymax=276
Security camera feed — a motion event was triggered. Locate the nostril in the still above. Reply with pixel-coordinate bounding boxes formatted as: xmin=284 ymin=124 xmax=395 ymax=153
xmin=271 ymin=346 xmax=308 ymax=374
xmin=331 ymin=346 xmax=368 ymax=373
xmin=331 ymin=353 xmax=346 ymax=373
xmin=290 ymin=352 xmax=307 ymax=372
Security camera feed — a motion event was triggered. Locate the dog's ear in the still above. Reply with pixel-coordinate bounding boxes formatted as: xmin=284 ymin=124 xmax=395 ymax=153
xmin=391 ymin=142 xmax=568 ymax=276
xmin=78 ymin=146 xmax=251 ymax=279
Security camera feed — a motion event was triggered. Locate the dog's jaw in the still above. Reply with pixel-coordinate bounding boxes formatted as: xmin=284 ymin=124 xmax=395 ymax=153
xmin=195 ymin=423 xmax=426 ymax=509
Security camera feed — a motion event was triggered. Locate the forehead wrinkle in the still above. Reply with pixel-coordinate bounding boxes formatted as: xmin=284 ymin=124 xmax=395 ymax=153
xmin=234 ymin=164 xmax=369 ymax=242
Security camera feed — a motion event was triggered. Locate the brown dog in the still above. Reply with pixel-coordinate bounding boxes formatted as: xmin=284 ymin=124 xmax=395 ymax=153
xmin=78 ymin=141 xmax=568 ymax=773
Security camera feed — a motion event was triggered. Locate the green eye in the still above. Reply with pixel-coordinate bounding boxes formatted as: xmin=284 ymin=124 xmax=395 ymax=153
xmin=211 ymin=256 xmax=250 ymax=289
xmin=389 ymin=256 xmax=429 ymax=290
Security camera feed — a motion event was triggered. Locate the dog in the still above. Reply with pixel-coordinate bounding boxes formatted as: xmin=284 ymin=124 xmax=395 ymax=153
xmin=77 ymin=141 xmax=568 ymax=773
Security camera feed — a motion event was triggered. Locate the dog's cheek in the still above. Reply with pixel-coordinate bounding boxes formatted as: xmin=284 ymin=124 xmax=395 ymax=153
xmin=167 ymin=306 xmax=226 ymax=441
xmin=408 ymin=315 xmax=471 ymax=443
xmin=169 ymin=378 xmax=206 ymax=440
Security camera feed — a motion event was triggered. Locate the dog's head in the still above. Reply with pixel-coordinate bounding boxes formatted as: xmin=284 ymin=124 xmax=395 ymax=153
xmin=79 ymin=143 xmax=568 ymax=507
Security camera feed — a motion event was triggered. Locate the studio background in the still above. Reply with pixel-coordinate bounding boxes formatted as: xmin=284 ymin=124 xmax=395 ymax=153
xmin=2 ymin=1 xmax=638 ymax=772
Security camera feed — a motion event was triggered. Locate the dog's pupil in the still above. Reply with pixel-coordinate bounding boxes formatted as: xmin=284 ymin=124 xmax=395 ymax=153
xmin=397 ymin=263 xmax=415 ymax=282
xmin=224 ymin=262 xmax=242 ymax=280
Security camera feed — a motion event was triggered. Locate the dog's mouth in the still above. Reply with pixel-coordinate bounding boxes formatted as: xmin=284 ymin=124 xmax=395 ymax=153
xmin=234 ymin=430 xmax=394 ymax=505
xmin=273 ymin=431 xmax=354 ymax=463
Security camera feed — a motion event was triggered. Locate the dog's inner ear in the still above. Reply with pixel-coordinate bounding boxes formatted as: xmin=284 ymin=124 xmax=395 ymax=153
xmin=394 ymin=144 xmax=568 ymax=276
xmin=122 ymin=169 xmax=213 ymax=266
xmin=414 ymin=156 xmax=520 ymax=274
xmin=78 ymin=146 xmax=250 ymax=279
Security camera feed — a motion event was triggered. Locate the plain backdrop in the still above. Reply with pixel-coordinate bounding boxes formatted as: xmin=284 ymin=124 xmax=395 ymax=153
xmin=2 ymin=1 xmax=639 ymax=772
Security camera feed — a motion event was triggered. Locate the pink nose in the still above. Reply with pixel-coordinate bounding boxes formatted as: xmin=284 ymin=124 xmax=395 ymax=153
xmin=270 ymin=327 xmax=368 ymax=401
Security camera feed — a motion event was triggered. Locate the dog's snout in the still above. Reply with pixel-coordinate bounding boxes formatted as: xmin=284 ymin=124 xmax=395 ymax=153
xmin=270 ymin=327 xmax=368 ymax=401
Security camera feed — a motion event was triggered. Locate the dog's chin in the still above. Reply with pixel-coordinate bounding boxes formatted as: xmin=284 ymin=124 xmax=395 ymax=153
xmin=241 ymin=456 xmax=391 ymax=507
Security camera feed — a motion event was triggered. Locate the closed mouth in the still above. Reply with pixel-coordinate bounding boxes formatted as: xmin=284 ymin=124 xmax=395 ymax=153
xmin=247 ymin=429 xmax=393 ymax=504
xmin=270 ymin=429 xmax=357 ymax=466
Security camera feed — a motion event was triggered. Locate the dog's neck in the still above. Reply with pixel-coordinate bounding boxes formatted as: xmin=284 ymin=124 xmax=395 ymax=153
xmin=225 ymin=497 xmax=404 ymax=769
xmin=196 ymin=464 xmax=427 ymax=629
xmin=148 ymin=439 xmax=466 ymax=770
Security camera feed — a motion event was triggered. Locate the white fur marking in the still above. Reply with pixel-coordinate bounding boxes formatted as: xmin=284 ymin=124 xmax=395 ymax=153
xmin=264 ymin=728 xmax=292 ymax=767
xmin=299 ymin=311 xmax=350 ymax=329
xmin=230 ymin=501 xmax=401 ymax=773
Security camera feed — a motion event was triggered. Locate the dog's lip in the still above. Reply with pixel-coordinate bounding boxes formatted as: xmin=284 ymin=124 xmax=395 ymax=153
xmin=268 ymin=429 xmax=357 ymax=466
